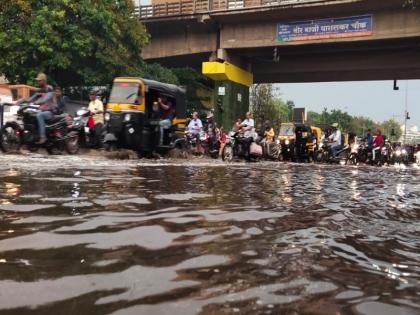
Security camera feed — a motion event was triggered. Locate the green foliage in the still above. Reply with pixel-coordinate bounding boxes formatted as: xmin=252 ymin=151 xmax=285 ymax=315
xmin=0 ymin=0 xmax=149 ymax=87
xmin=349 ymin=116 xmax=376 ymax=137
xmin=141 ymin=63 xmax=179 ymax=85
xmin=381 ymin=119 xmax=402 ymax=141
xmin=172 ymin=67 xmax=213 ymax=114
xmin=250 ymin=84 xmax=293 ymax=129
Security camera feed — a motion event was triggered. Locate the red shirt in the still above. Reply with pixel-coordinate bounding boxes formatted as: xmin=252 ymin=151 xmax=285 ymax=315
xmin=374 ymin=135 xmax=384 ymax=147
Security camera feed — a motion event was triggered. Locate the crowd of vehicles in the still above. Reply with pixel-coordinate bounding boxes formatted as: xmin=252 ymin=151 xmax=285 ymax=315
xmin=0 ymin=77 xmax=419 ymax=166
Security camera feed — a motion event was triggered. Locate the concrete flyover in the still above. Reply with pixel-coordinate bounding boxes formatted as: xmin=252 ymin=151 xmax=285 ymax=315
xmin=138 ymin=0 xmax=420 ymax=83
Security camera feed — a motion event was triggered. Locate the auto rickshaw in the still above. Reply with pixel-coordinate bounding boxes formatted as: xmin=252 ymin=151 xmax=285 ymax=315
xmin=278 ymin=122 xmax=314 ymax=162
xmin=104 ymin=77 xmax=187 ymax=154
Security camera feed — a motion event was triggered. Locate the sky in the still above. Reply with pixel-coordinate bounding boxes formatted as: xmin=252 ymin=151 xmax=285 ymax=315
xmin=277 ymin=80 xmax=420 ymax=128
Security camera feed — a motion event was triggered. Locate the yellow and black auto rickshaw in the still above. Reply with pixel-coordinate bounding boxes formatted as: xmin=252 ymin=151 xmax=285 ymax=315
xmin=278 ymin=122 xmax=316 ymax=162
xmin=104 ymin=77 xmax=187 ymax=154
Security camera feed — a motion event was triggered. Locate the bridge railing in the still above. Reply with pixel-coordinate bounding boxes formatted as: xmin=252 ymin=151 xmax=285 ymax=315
xmin=136 ymin=0 xmax=348 ymax=19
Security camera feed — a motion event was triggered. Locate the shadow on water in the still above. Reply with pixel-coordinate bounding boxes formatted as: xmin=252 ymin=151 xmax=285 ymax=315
xmin=0 ymin=155 xmax=419 ymax=314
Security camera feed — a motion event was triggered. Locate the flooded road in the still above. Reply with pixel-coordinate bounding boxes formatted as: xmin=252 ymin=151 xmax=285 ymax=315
xmin=0 ymin=154 xmax=419 ymax=315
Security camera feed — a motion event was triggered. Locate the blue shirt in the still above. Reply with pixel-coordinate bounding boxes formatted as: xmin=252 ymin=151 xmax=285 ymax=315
xmin=367 ymin=133 xmax=374 ymax=147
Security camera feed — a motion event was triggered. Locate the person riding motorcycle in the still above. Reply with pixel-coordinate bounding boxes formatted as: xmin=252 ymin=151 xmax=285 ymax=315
xmin=204 ymin=113 xmax=219 ymax=152
xmin=261 ymin=120 xmax=275 ymax=155
xmin=239 ymin=112 xmax=255 ymax=159
xmin=328 ymin=123 xmax=342 ymax=158
xmin=14 ymin=73 xmax=55 ymax=144
xmin=372 ymin=128 xmax=384 ymax=162
xmin=187 ymin=111 xmax=203 ymax=154
xmin=88 ymin=90 xmax=104 ymax=148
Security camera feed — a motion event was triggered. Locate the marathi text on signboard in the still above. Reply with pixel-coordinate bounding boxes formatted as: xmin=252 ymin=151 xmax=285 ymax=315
xmin=277 ymin=15 xmax=373 ymax=42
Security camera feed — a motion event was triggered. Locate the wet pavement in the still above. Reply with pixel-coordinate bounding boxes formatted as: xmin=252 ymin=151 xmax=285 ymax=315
xmin=0 ymin=154 xmax=419 ymax=315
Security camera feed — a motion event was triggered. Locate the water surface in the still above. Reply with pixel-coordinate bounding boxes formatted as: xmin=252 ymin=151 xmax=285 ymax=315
xmin=0 ymin=154 xmax=419 ymax=314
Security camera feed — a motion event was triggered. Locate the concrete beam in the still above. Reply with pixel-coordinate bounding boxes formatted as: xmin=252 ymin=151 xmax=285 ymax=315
xmin=252 ymin=46 xmax=420 ymax=82
xmin=220 ymin=9 xmax=420 ymax=50
xmin=142 ymin=22 xmax=217 ymax=59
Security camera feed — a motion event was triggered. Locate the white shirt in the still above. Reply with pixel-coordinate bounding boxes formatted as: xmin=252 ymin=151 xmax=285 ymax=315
xmin=188 ymin=119 xmax=203 ymax=135
xmin=329 ymin=129 xmax=342 ymax=146
xmin=242 ymin=118 xmax=255 ymax=138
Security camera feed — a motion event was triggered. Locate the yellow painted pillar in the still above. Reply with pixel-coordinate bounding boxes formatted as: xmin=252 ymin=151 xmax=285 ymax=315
xmin=202 ymin=61 xmax=253 ymax=130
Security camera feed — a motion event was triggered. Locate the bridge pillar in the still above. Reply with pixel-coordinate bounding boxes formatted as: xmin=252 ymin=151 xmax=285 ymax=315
xmin=202 ymin=61 xmax=253 ymax=130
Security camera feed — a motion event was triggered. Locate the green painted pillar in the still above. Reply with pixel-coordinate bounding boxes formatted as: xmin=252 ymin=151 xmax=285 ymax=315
xmin=214 ymin=80 xmax=249 ymax=131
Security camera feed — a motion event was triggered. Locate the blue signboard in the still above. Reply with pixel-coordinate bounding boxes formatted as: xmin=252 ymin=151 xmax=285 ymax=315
xmin=277 ymin=15 xmax=373 ymax=42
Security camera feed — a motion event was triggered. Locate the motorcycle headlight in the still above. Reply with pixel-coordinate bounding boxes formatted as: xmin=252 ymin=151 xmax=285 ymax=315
xmin=104 ymin=113 xmax=111 ymax=121
xmin=124 ymin=113 xmax=131 ymax=122
xmin=285 ymin=139 xmax=290 ymax=145
xmin=402 ymin=149 xmax=407 ymax=155
xmin=396 ymin=150 xmax=401 ymax=156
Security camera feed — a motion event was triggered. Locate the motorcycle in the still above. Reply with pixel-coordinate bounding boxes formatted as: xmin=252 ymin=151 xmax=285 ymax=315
xmin=316 ymin=140 xmax=349 ymax=164
xmin=72 ymin=107 xmax=101 ymax=148
xmin=378 ymin=141 xmax=393 ymax=166
xmin=184 ymin=130 xmax=205 ymax=156
xmin=222 ymin=131 xmax=262 ymax=162
xmin=392 ymin=145 xmax=409 ymax=165
xmin=0 ymin=102 xmax=79 ymax=154
xmin=202 ymin=127 xmax=221 ymax=159
xmin=346 ymin=141 xmax=362 ymax=165
xmin=261 ymin=139 xmax=281 ymax=160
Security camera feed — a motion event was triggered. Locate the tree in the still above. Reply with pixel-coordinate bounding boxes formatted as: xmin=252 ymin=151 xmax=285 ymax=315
xmin=307 ymin=111 xmax=322 ymax=125
xmin=348 ymin=116 xmax=376 ymax=137
xmin=250 ymin=84 xmax=291 ymax=129
xmin=381 ymin=119 xmax=402 ymax=141
xmin=0 ymin=0 xmax=149 ymax=87
xmin=172 ymin=67 xmax=213 ymax=114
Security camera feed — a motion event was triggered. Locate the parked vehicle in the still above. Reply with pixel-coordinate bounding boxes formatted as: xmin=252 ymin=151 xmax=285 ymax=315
xmin=104 ymin=77 xmax=187 ymax=155
xmin=0 ymin=102 xmax=79 ymax=154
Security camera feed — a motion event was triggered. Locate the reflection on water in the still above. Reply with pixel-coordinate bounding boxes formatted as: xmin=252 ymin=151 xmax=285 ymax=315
xmin=0 ymin=155 xmax=420 ymax=314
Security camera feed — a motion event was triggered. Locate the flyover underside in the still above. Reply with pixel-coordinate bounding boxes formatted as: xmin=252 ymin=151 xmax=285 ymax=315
xmin=146 ymin=37 xmax=420 ymax=83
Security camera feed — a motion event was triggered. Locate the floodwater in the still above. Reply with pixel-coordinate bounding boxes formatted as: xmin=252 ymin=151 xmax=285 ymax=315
xmin=0 ymin=154 xmax=419 ymax=315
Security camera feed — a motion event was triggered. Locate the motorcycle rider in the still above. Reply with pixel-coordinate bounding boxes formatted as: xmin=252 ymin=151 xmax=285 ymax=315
xmin=261 ymin=120 xmax=275 ymax=155
xmin=187 ymin=111 xmax=203 ymax=154
xmin=14 ymin=73 xmax=55 ymax=144
xmin=372 ymin=128 xmax=384 ymax=162
xmin=88 ymin=90 xmax=104 ymax=148
xmin=54 ymin=86 xmax=66 ymax=114
xmin=328 ymin=123 xmax=342 ymax=158
xmin=366 ymin=128 xmax=374 ymax=148
xmin=204 ymin=113 xmax=219 ymax=152
xmin=240 ymin=112 xmax=255 ymax=158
